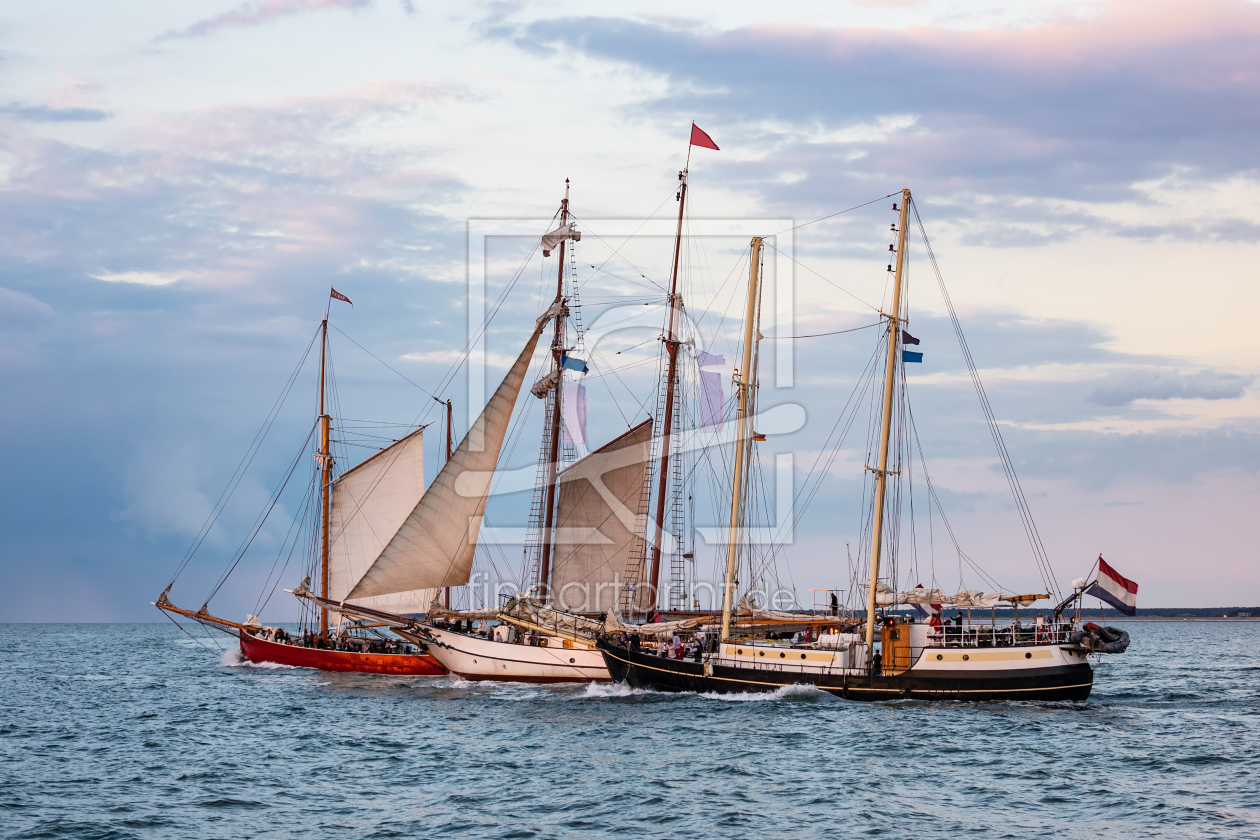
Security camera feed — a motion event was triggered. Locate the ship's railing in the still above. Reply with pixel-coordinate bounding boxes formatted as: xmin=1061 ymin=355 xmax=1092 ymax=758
xmin=924 ymin=624 xmax=1073 ymax=648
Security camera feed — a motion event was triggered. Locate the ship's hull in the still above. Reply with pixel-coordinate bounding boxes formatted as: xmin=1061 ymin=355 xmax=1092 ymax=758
xmin=402 ymin=626 xmax=610 ymax=683
xmin=598 ymin=640 xmax=1093 ymax=702
xmin=239 ymin=629 xmax=447 ymax=675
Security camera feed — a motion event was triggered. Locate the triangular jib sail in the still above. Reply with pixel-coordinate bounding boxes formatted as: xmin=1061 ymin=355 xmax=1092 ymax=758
xmin=348 ymin=302 xmax=565 ymax=599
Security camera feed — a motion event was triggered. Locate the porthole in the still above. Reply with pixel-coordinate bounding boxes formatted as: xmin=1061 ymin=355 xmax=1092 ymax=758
xmin=936 ymin=654 xmax=943 ymax=661
xmin=962 ymin=654 xmax=970 ymax=661
xmin=800 ymin=654 xmax=807 ymax=660
xmin=569 ymin=658 xmax=576 ymax=664
xmin=737 ymin=649 xmax=743 ymax=655
xmin=758 ymin=651 xmax=765 ymax=657
xmin=1025 ymin=652 xmax=1032 ymax=659
xmin=780 ymin=652 xmax=786 ymax=658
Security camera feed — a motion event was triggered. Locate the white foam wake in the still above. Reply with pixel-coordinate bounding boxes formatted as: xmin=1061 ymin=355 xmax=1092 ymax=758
xmin=700 ymin=683 xmax=828 ymax=702
xmin=220 ymin=650 xmax=294 ymax=669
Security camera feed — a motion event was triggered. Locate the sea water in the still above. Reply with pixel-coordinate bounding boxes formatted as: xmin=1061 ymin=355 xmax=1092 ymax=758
xmin=1 ymin=621 xmax=1257 ymax=839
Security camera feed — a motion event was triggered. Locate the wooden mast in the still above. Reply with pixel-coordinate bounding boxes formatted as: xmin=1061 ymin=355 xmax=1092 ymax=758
xmin=719 ymin=237 xmax=763 ymax=640
xmin=862 ymin=188 xmax=912 ymax=664
xmin=318 ymin=314 xmax=332 ymax=635
xmin=647 ymin=156 xmax=690 ymax=610
xmin=441 ymin=397 xmax=453 ymax=610
xmin=537 ymin=180 xmax=570 ymax=603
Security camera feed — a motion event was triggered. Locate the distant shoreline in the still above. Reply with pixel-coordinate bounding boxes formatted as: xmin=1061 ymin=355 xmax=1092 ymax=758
xmin=1099 ymin=616 xmax=1259 ymax=622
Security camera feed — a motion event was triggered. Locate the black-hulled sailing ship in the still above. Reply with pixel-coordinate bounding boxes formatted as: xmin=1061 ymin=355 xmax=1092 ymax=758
xmin=599 ymin=189 xmax=1132 ymax=701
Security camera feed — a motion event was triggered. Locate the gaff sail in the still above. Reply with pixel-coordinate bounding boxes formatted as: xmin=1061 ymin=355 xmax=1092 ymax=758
xmin=327 ymin=428 xmax=434 ymax=617
xmin=348 ymin=301 xmax=564 ymax=599
xmin=548 ymin=419 xmax=653 ymax=613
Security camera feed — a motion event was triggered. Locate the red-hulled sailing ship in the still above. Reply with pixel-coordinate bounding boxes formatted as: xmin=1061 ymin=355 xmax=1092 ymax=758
xmin=155 ymin=291 xmax=447 ymax=675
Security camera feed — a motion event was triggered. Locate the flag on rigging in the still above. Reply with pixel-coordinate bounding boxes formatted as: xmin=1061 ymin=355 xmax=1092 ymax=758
xmin=560 ymin=354 xmax=588 ymax=374
xmin=903 ymin=350 xmax=923 ymax=363
xmin=690 ymin=123 xmax=720 ymax=150
xmin=697 ymin=350 xmax=726 ymax=429
xmin=330 ymin=288 xmax=353 ymax=305
xmin=1085 ymin=556 xmax=1138 ymax=615
xmin=902 ymin=330 xmax=920 ymax=345
xmin=562 ymin=380 xmax=587 ymax=446
xmin=910 ymin=583 xmax=943 ymax=618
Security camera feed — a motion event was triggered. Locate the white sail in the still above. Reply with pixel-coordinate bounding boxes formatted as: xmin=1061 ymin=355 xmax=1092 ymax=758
xmin=549 ymin=419 xmax=653 ymax=613
xmin=327 ymin=429 xmax=435 ymax=616
xmin=348 ymin=303 xmax=562 ymax=599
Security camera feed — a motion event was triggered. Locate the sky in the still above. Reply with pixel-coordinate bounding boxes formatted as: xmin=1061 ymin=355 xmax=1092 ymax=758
xmin=1 ymin=0 xmax=1258 ymax=621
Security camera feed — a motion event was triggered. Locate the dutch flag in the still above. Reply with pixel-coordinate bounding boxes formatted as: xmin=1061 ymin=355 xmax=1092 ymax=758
xmin=1085 ymin=556 xmax=1138 ymax=616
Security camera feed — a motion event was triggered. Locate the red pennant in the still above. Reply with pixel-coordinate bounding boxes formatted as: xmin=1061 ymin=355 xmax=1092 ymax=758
xmin=330 ymin=287 xmax=353 ymax=306
xmin=689 ymin=123 xmax=719 ymax=150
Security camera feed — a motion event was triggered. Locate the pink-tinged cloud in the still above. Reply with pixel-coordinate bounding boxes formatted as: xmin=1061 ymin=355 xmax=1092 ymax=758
xmin=164 ymin=0 xmax=371 ymax=39
xmin=514 ymin=0 xmax=1260 ymax=241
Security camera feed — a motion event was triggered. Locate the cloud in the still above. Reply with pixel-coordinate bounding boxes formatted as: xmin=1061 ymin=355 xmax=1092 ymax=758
xmin=163 ymin=0 xmax=372 ymax=40
xmin=494 ymin=2 xmax=1260 ymax=241
xmin=92 ymin=270 xmax=195 ymax=286
xmin=0 ymin=287 xmax=55 ymax=325
xmin=0 ymin=104 xmax=111 ymax=122
xmin=1088 ymin=368 xmax=1253 ymax=406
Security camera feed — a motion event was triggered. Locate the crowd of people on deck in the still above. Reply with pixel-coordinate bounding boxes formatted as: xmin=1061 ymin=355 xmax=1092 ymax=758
xmin=253 ymin=626 xmax=414 ymax=655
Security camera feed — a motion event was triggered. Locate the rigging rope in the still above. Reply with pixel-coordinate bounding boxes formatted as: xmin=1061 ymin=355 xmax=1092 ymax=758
xmin=761 ymin=322 xmax=882 ymax=340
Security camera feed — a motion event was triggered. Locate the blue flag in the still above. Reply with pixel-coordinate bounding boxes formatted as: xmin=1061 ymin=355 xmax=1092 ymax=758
xmin=560 ymin=355 xmax=588 ymax=374
xmin=903 ymin=350 xmax=923 ymax=363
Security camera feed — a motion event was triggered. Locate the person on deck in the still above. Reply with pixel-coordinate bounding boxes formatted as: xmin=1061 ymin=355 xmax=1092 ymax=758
xmin=830 ymin=593 xmax=839 ymax=616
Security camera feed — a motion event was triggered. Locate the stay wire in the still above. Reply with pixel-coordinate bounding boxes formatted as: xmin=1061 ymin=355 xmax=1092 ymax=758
xmin=911 ymin=201 xmax=1060 ymax=598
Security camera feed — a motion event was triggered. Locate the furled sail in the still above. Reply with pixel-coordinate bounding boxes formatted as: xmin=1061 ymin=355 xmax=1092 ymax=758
xmin=548 ymin=419 xmax=653 ymax=613
xmin=348 ymin=302 xmax=563 ymax=599
xmin=874 ymin=581 xmax=1047 ymax=608
xmin=327 ymin=428 xmax=435 ymax=616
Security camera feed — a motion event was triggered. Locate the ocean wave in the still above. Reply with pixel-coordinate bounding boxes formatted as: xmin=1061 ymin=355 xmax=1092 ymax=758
xmin=577 ymin=682 xmax=670 ymax=699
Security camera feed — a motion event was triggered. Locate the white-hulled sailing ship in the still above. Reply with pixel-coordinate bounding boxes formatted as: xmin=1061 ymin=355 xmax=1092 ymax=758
xmin=599 ymin=189 xmax=1133 ymax=701
xmin=292 ymin=184 xmax=633 ymax=682
xmin=387 ymin=182 xmax=649 ymax=683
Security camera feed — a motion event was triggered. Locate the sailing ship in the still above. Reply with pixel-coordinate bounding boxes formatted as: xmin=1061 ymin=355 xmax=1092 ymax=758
xmin=155 ymin=301 xmax=446 ymax=674
xmin=382 ymin=183 xmax=644 ymax=683
xmin=155 ymin=291 xmax=565 ymax=676
xmin=598 ymin=189 xmax=1131 ymax=701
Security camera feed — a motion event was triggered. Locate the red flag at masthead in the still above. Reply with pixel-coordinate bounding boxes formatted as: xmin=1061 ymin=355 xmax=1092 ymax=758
xmin=689 ymin=123 xmax=720 ymax=151
xmin=330 ymin=288 xmax=353 ymax=306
